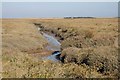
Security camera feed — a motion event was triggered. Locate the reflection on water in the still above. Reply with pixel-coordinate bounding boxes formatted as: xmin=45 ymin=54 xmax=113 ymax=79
xmin=43 ymin=51 xmax=61 ymax=62
xmin=42 ymin=33 xmax=61 ymax=62
xmin=43 ymin=33 xmax=61 ymax=51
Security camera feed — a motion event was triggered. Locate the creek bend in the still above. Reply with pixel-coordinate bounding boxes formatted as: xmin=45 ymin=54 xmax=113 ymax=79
xmin=38 ymin=27 xmax=62 ymax=62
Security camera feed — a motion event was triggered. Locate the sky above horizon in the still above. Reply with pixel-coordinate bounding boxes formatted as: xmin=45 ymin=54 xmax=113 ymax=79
xmin=2 ymin=2 xmax=118 ymax=18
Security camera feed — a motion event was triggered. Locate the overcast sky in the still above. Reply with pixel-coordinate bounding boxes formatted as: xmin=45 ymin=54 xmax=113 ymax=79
xmin=2 ymin=2 xmax=118 ymax=18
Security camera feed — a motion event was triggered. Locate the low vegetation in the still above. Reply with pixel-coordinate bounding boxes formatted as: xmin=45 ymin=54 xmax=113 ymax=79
xmin=2 ymin=18 xmax=119 ymax=78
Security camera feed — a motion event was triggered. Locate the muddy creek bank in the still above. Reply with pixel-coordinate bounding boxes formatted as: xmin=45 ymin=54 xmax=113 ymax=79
xmin=35 ymin=23 xmax=64 ymax=62
xmin=34 ymin=22 xmax=118 ymax=77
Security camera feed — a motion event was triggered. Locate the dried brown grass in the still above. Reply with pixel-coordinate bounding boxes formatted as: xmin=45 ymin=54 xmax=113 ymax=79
xmin=2 ymin=18 xmax=119 ymax=78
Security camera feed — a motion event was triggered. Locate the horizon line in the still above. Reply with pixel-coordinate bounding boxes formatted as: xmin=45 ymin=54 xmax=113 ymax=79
xmin=0 ymin=17 xmax=120 ymax=19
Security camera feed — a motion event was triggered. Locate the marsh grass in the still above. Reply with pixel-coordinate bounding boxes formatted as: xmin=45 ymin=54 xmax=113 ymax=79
xmin=2 ymin=18 xmax=118 ymax=78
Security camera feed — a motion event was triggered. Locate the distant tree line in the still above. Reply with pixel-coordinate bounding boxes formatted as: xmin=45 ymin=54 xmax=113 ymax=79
xmin=64 ymin=17 xmax=95 ymax=19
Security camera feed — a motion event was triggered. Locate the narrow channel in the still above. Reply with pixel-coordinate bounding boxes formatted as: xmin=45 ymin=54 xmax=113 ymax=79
xmin=43 ymin=33 xmax=61 ymax=51
xmin=38 ymin=27 xmax=62 ymax=62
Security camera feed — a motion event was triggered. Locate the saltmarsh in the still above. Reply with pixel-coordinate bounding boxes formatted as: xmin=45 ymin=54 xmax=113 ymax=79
xmin=2 ymin=18 xmax=119 ymax=78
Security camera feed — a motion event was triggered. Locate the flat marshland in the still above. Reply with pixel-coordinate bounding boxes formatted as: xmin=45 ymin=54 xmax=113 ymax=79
xmin=2 ymin=18 xmax=119 ymax=78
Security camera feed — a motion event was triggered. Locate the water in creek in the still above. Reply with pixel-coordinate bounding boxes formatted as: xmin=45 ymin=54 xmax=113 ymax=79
xmin=43 ymin=33 xmax=61 ymax=51
xmin=42 ymin=32 xmax=61 ymax=62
